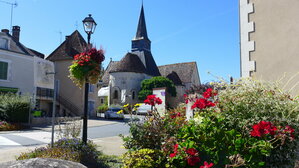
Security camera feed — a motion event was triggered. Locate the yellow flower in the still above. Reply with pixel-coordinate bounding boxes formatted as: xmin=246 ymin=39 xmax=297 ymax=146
xmin=117 ymin=110 xmax=123 ymax=114
xmin=123 ymin=104 xmax=129 ymax=108
xmin=134 ymin=103 xmax=141 ymax=107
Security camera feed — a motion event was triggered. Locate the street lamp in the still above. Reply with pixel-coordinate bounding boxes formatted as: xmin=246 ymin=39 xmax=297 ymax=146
xmin=82 ymin=14 xmax=97 ymax=45
xmin=82 ymin=14 xmax=97 ymax=144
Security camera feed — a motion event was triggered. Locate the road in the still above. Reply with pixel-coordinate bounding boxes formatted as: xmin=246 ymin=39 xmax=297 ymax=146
xmin=0 ymin=122 xmax=130 ymax=150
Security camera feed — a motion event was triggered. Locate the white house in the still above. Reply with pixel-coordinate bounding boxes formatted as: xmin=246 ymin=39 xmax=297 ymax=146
xmin=0 ymin=26 xmax=54 ymax=116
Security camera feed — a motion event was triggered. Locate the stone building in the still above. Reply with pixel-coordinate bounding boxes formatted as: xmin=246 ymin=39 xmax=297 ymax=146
xmin=100 ymin=5 xmax=201 ymax=107
xmin=239 ymin=0 xmax=299 ymax=96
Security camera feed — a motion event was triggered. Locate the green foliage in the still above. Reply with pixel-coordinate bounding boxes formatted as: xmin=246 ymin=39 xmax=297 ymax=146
xmin=138 ymin=76 xmax=176 ymax=100
xmin=122 ymin=149 xmax=165 ymax=168
xmin=123 ymin=79 xmax=299 ymax=168
xmin=0 ymin=94 xmax=30 ymax=122
xmin=97 ymin=104 xmax=108 ymax=113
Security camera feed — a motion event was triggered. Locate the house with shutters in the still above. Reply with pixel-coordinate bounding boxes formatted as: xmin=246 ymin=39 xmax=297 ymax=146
xmin=100 ymin=5 xmax=200 ymax=108
xmin=0 ymin=26 xmax=55 ymax=116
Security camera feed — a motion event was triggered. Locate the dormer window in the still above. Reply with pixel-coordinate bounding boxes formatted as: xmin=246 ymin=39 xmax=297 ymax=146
xmin=0 ymin=38 xmax=8 ymax=50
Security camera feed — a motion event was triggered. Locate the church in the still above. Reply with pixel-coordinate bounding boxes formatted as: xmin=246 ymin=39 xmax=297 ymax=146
xmin=99 ymin=5 xmax=201 ymax=108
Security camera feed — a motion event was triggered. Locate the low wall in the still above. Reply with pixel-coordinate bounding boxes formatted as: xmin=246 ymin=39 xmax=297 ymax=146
xmin=30 ymin=117 xmax=81 ymax=126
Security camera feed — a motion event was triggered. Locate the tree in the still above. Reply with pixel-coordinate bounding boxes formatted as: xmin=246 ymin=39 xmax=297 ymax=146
xmin=138 ymin=76 xmax=176 ymax=100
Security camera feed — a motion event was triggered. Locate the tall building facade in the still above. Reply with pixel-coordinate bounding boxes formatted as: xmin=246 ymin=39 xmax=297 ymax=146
xmin=240 ymin=0 xmax=299 ymax=96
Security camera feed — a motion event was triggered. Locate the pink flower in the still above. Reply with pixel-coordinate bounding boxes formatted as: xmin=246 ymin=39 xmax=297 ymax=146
xmin=200 ymin=161 xmax=214 ymax=168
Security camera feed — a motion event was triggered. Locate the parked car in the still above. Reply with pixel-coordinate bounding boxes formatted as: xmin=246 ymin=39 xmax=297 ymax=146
xmin=135 ymin=103 xmax=152 ymax=115
xmin=104 ymin=107 xmax=124 ymax=119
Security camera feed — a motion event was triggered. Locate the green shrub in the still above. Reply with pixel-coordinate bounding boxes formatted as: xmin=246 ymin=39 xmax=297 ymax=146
xmin=0 ymin=94 xmax=30 ymax=122
xmin=138 ymin=76 xmax=176 ymax=100
xmin=97 ymin=104 xmax=108 ymax=113
xmin=122 ymin=149 xmax=165 ymax=168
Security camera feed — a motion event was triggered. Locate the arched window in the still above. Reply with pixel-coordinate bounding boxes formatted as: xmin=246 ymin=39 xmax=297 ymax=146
xmin=113 ymin=90 xmax=118 ymax=99
xmin=132 ymin=91 xmax=135 ymax=100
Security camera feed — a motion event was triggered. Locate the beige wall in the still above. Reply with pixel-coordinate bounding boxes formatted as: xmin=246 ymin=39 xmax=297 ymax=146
xmin=246 ymin=0 xmax=299 ymax=96
xmin=54 ymin=60 xmax=99 ymax=117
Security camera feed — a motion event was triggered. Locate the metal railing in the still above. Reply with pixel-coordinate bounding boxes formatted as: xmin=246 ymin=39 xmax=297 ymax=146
xmin=56 ymin=94 xmax=81 ymax=116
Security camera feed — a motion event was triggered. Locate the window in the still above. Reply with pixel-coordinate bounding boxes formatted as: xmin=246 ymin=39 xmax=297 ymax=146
xmin=113 ymin=90 xmax=118 ymax=99
xmin=89 ymin=84 xmax=95 ymax=92
xmin=0 ymin=38 xmax=8 ymax=49
xmin=100 ymin=98 xmax=104 ymax=104
xmin=132 ymin=91 xmax=135 ymax=100
xmin=0 ymin=61 xmax=8 ymax=80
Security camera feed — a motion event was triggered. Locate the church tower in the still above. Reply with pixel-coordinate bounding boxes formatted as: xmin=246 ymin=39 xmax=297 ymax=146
xmin=131 ymin=5 xmax=160 ymax=76
xmin=131 ymin=5 xmax=151 ymax=52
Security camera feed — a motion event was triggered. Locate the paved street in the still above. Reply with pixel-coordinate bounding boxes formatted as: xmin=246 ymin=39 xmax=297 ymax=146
xmin=0 ymin=116 xmax=136 ymax=163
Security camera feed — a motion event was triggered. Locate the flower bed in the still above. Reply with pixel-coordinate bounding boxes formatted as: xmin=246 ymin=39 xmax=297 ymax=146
xmin=122 ymin=79 xmax=299 ymax=168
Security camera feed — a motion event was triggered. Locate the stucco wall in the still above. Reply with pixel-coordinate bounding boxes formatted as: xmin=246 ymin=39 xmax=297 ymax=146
xmin=0 ymin=50 xmax=35 ymax=94
xmin=54 ymin=60 xmax=99 ymax=116
xmin=247 ymin=0 xmax=299 ymax=96
xmin=109 ymin=72 xmax=151 ymax=105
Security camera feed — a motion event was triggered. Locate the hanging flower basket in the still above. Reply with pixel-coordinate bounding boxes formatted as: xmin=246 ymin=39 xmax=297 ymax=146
xmin=69 ymin=48 xmax=105 ymax=88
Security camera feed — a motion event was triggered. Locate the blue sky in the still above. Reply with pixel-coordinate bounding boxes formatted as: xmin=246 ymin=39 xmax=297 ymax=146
xmin=0 ymin=0 xmax=240 ymax=83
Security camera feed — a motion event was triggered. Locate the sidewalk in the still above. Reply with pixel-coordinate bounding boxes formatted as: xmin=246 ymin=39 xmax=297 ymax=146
xmin=0 ymin=118 xmax=127 ymax=163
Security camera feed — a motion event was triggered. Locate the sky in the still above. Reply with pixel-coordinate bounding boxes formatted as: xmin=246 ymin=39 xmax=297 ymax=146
xmin=0 ymin=0 xmax=240 ymax=83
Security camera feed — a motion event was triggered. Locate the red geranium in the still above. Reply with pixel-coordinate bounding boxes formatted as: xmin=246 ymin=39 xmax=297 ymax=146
xmin=200 ymin=161 xmax=214 ymax=168
xmin=250 ymin=121 xmax=277 ymax=137
xmin=283 ymin=125 xmax=295 ymax=139
xmin=144 ymin=95 xmax=162 ymax=106
xmin=203 ymin=88 xmax=217 ymax=99
xmin=191 ymin=98 xmax=215 ymax=109
xmin=187 ymin=156 xmax=200 ymax=166
xmin=169 ymin=153 xmax=176 ymax=158
xmin=186 ymin=148 xmax=198 ymax=156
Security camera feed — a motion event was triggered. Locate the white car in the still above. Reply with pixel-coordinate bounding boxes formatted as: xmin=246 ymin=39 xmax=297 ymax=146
xmin=135 ymin=103 xmax=152 ymax=115
xmin=104 ymin=107 xmax=124 ymax=119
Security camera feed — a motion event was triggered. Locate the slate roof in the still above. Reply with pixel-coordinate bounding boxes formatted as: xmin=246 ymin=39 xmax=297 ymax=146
xmin=166 ymin=71 xmax=183 ymax=85
xmin=135 ymin=5 xmax=149 ymax=40
xmin=158 ymin=62 xmax=198 ymax=84
xmin=0 ymin=31 xmax=38 ymax=56
xmin=110 ymin=53 xmax=147 ymax=74
xmin=46 ymin=30 xmax=87 ymax=61
xmin=142 ymin=50 xmax=161 ymax=76
xmin=101 ymin=61 xmax=118 ymax=86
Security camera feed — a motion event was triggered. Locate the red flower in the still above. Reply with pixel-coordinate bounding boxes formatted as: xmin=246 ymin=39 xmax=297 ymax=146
xmin=187 ymin=156 xmax=200 ymax=166
xmin=169 ymin=153 xmax=176 ymax=158
xmin=203 ymin=88 xmax=217 ymax=99
xmin=200 ymin=161 xmax=214 ymax=168
xmin=144 ymin=95 xmax=162 ymax=106
xmin=191 ymin=98 xmax=215 ymax=109
xmin=173 ymin=144 xmax=179 ymax=153
xmin=186 ymin=148 xmax=198 ymax=156
xmin=284 ymin=125 xmax=295 ymax=139
xmin=250 ymin=121 xmax=277 ymax=137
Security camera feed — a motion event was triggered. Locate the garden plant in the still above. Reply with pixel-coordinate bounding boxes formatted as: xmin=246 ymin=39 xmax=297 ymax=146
xmin=122 ymin=79 xmax=299 ymax=168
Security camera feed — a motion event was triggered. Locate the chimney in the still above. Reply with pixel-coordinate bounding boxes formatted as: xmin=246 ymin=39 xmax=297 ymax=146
xmin=12 ymin=26 xmax=20 ymax=42
xmin=1 ymin=29 xmax=9 ymax=33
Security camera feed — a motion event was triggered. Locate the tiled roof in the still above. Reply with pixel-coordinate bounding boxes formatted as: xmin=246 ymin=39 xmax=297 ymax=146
xmin=166 ymin=71 xmax=183 ymax=85
xmin=0 ymin=32 xmax=38 ymax=56
xmin=46 ymin=30 xmax=87 ymax=61
xmin=158 ymin=62 xmax=198 ymax=84
xmin=110 ymin=53 xmax=147 ymax=74
xmin=143 ymin=50 xmax=161 ymax=76
xmin=101 ymin=61 xmax=118 ymax=86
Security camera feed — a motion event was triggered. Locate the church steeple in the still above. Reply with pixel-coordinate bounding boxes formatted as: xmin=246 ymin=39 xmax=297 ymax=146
xmin=132 ymin=4 xmax=151 ymax=52
xmin=135 ymin=5 xmax=148 ymax=40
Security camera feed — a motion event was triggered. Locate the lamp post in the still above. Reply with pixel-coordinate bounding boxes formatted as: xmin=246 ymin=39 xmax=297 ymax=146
xmin=82 ymin=14 xmax=97 ymax=143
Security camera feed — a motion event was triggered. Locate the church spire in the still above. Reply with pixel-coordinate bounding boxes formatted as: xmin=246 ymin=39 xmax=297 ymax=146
xmin=135 ymin=5 xmax=148 ymax=40
xmin=132 ymin=4 xmax=151 ymax=52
